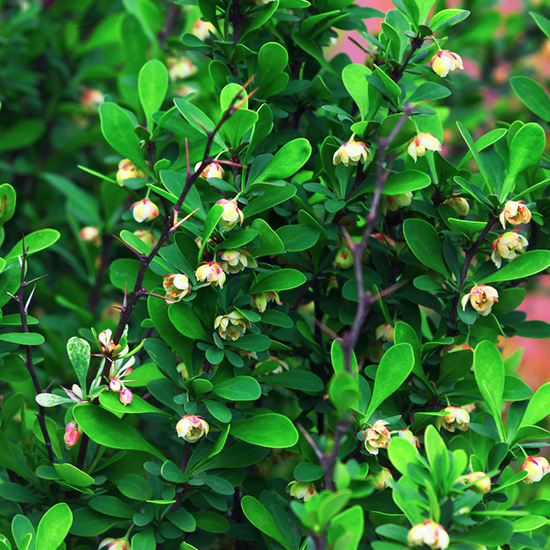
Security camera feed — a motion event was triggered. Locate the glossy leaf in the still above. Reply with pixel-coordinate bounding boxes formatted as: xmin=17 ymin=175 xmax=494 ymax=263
xmin=35 ymin=503 xmax=73 ymax=550
xmin=403 ymin=219 xmax=448 ymax=276
xmin=230 ymin=413 xmax=299 ymax=448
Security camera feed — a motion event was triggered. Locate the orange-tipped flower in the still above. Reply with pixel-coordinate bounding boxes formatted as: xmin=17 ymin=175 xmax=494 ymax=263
xmin=436 ymin=406 xmax=470 ymax=432
xmin=459 ymin=471 xmax=491 ymax=493
xmin=444 ymin=196 xmax=469 ymax=217
xmin=163 ymin=273 xmax=192 ymax=303
xmin=363 ymin=420 xmax=391 ymax=455
xmin=407 ymin=520 xmax=450 ymax=550
xmin=176 ymin=414 xmax=209 ymax=443
xmin=131 ymin=198 xmax=159 ymax=223
xmin=430 ymin=50 xmax=464 ymax=78
xmin=521 ymin=456 xmax=550 ymax=484
xmin=491 ymin=231 xmax=528 ymax=268
xmin=117 ymin=159 xmax=146 ymax=186
xmin=216 ymin=199 xmax=244 ymax=231
xmin=195 ymin=161 xmax=225 ymax=180
xmin=499 ymin=200 xmax=532 ymax=228
xmin=461 ymin=284 xmax=498 ymax=316
xmin=407 ymin=133 xmax=441 ymax=162
xmin=333 ymin=139 xmax=372 ymax=166
xmin=195 ymin=261 xmax=226 ymax=288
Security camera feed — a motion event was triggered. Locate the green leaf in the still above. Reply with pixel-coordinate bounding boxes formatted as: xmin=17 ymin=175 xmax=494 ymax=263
xmin=457 ymin=128 xmax=507 ymax=169
xmin=530 ymin=11 xmax=550 ymax=39
xmin=12 ymin=514 xmax=35 ymax=550
xmin=328 ymin=505 xmax=364 ymax=550
xmin=445 ymin=218 xmax=487 ymax=239
xmin=403 ymin=219 xmax=448 ymax=277
xmin=276 ymin=224 xmax=320 ymax=252
xmin=474 ymin=341 xmax=505 ymax=440
xmin=139 ymin=59 xmax=169 ymax=131
xmin=230 ymin=413 xmax=298 ymax=448
xmin=394 ymin=321 xmax=425 ymax=381
xmin=373 ymin=65 xmax=402 ymax=103
xmin=115 ymin=473 xmax=153 ymax=500
xmin=167 ymin=509 xmax=196 ymax=532
xmin=257 ymin=139 xmax=312 ymax=181
xmin=35 ymin=503 xmax=73 ymax=550
xmin=6 ymin=229 xmax=61 ymax=262
xmin=510 ymin=76 xmax=550 ymax=122
xmin=520 ymin=382 xmax=550 ymax=428
xmin=242 ymin=183 xmax=297 ymax=218
xmin=329 ymin=370 xmax=360 ymax=416
xmin=0 ymin=483 xmax=39 ymax=504
xmin=67 ymin=337 xmax=90 ymax=395
xmin=168 ymin=301 xmax=210 ymax=341
xmin=251 ymin=218 xmax=285 ymax=256
xmin=512 ymin=515 xmax=547 ymax=532
xmin=250 ymin=268 xmax=306 ymax=294
xmin=0 ymin=183 xmax=16 ymax=226
xmin=454 ymin=519 xmax=513 ymax=546
xmin=73 ymin=403 xmax=165 ymax=459
xmin=241 ymin=495 xmax=291 ymax=549
xmin=456 ymin=121 xmax=490 ymax=188
xmin=132 ymin=530 xmax=157 ymax=550
xmin=200 ymin=203 xmax=224 ymax=258
xmin=479 ymin=250 xmax=550 ymax=284
xmin=54 ymin=463 xmax=95 ymax=487
xmin=174 ymin=97 xmax=225 ymax=148
xmin=388 ymin=437 xmax=422 ymax=475
xmin=0 ymin=333 xmax=44 ymax=345
xmin=99 ymin=102 xmax=146 ymax=170
xmin=192 ymin=511 xmax=230 ymax=533
xmin=429 ymin=9 xmax=470 ymax=31
xmin=408 ymin=82 xmax=451 ymax=103
xmin=257 ymin=370 xmax=324 ymax=392
xmin=342 ymin=64 xmax=371 ymax=120
xmin=99 ymin=391 xmax=169 ymax=415
xmin=365 ymin=343 xmax=414 ymax=421
xmin=294 ymin=462 xmax=324 ymax=481
xmin=381 ymin=170 xmax=431 ymax=195
xmin=257 ymin=41 xmax=289 ymax=97
xmin=212 ymin=376 xmax=261 ymax=401
xmin=90 ymin=495 xmax=136 ymax=519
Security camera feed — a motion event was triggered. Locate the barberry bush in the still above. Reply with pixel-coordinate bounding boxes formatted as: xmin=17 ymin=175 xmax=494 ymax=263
xmin=2 ymin=0 xmax=550 ymax=549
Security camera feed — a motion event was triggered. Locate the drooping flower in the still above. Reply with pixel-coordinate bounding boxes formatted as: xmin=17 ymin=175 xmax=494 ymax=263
xmin=286 ymin=480 xmax=317 ymax=501
xmin=499 ymin=201 xmax=532 ymax=228
xmin=64 ymin=422 xmax=81 ymax=449
xmin=407 ymin=133 xmax=442 ymax=162
xmin=99 ymin=537 xmax=131 ymax=550
xmin=461 ymin=284 xmax=499 ymax=316
xmin=219 ymin=249 xmax=257 ymax=274
xmin=252 ymin=291 xmax=282 ymax=313
xmin=176 ymin=414 xmax=209 ymax=443
xmin=134 ymin=230 xmax=156 ymax=249
xmin=192 ymin=19 xmax=216 ymax=40
xmin=436 ymin=406 xmax=470 ymax=432
xmin=216 ymin=199 xmax=244 ymax=231
xmin=333 ymin=139 xmax=372 ymax=166
xmin=334 ymin=247 xmax=354 ymax=269
xmin=214 ymin=310 xmax=251 ymax=341
xmin=167 ymin=56 xmax=196 ymax=81
xmin=116 ymin=158 xmax=146 ymax=186
xmin=397 ymin=428 xmax=420 ymax=448
xmin=79 ymin=226 xmax=100 ymax=244
xmin=255 ymin=355 xmax=289 ymax=375
xmin=521 ymin=456 xmax=550 ymax=484
xmin=370 ymin=467 xmax=393 ymax=490
xmin=458 ymin=471 xmax=491 ymax=493
xmin=491 ymin=231 xmax=528 ymax=268
xmin=163 ymin=273 xmax=192 ymax=303
xmin=119 ymin=388 xmax=133 ymax=406
xmin=407 ymin=520 xmax=450 ymax=550
xmin=195 ymin=161 xmax=224 ymax=180
xmin=380 ymin=192 xmax=413 ymax=215
xmin=81 ymin=88 xmax=104 ymax=111
xmin=375 ymin=323 xmax=395 ymax=343
xmin=444 ymin=196 xmax=469 ymax=217
xmin=131 ymin=198 xmax=159 ymax=223
xmin=430 ymin=50 xmax=464 ymax=78
xmin=98 ymin=329 xmax=117 ymax=354
xmin=195 ymin=261 xmax=226 ymax=288
xmin=363 ymin=420 xmax=391 ymax=455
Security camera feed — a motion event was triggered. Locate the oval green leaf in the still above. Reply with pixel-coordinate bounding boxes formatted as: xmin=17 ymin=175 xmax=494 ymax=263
xmin=230 ymin=413 xmax=298 ymax=448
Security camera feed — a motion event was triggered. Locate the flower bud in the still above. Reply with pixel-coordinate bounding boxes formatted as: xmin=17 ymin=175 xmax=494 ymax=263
xmin=363 ymin=420 xmax=391 ymax=455
xmin=133 ymin=230 xmax=157 ymax=248
xmin=99 ymin=538 xmax=131 ymax=550
xmin=407 ymin=520 xmax=450 ymax=550
xmin=131 ymin=198 xmax=159 ymax=223
xmin=176 ymin=414 xmax=209 ymax=443
xmin=286 ymin=480 xmax=317 ymax=501
xmin=408 ymin=133 xmax=442 ymax=162
xmin=334 ymin=247 xmax=354 ymax=269
xmin=333 ymin=139 xmax=372 ymax=166
xmin=219 ymin=249 xmax=257 ymax=274
xmin=521 ymin=456 xmax=550 ymax=484
xmin=195 ymin=261 xmax=226 ymax=288
xmin=117 ymin=158 xmax=146 ymax=186
xmin=380 ymin=192 xmax=413 ymax=215
xmin=461 ymin=284 xmax=498 ymax=316
xmin=167 ymin=56 xmax=196 ymax=81
xmin=163 ymin=273 xmax=191 ymax=303
xmin=491 ymin=231 xmax=528 ymax=268
xmin=252 ymin=291 xmax=282 ymax=313
xmin=192 ymin=19 xmax=216 ymax=40
xmin=370 ymin=467 xmax=393 ymax=490
xmin=64 ymin=421 xmax=80 ymax=449
xmin=195 ymin=161 xmax=224 ymax=180
xmin=436 ymin=406 xmax=470 ymax=432
xmin=214 ymin=310 xmax=251 ymax=341
xmin=98 ymin=329 xmax=116 ymax=354
xmin=216 ymin=199 xmax=244 ymax=231
xmin=444 ymin=196 xmax=469 ymax=217
xmin=397 ymin=428 xmax=420 ymax=448
xmin=375 ymin=323 xmax=395 ymax=343
xmin=109 ymin=378 xmax=122 ymax=392
xmin=119 ymin=388 xmax=133 ymax=406
xmin=459 ymin=471 xmax=491 ymax=493
xmin=79 ymin=226 xmax=100 ymax=244
xmin=430 ymin=50 xmax=464 ymax=78
xmin=81 ymin=88 xmax=104 ymax=111
xmin=499 ymin=200 xmax=532 ymax=228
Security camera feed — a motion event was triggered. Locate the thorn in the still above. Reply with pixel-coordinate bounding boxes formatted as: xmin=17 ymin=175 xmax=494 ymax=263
xmin=217 ymin=160 xmax=246 ymax=168
xmin=113 ymin=235 xmax=142 ymax=257
xmin=340 ymin=226 xmax=354 ymax=251
xmin=6 ymin=291 xmax=17 ymax=301
xmin=143 ymin=291 xmax=169 ymax=301
xmin=232 ymin=87 xmax=258 ymax=112
xmin=190 ymin=115 xmax=209 ymax=134
xmin=24 ymin=285 xmax=37 ymax=312
xmin=171 ymin=208 xmax=199 ymax=232
xmin=26 ymin=274 xmax=48 ymax=285
xmin=123 ymin=284 xmax=128 ymax=309
xmin=242 ymin=74 xmax=255 ymax=89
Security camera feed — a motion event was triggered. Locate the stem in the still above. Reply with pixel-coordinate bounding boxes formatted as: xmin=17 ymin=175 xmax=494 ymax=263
xmin=391 ymin=37 xmax=424 ymax=84
xmin=159 ymin=4 xmax=179 ymax=49
xmin=15 ymin=242 xmax=55 ymax=463
xmin=88 ymin=234 xmax=113 ymax=312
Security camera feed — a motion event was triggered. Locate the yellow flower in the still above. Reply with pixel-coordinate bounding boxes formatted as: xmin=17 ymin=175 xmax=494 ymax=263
xmin=252 ymin=291 xmax=282 ymax=313
xmin=363 ymin=420 xmax=391 ymax=455
xmin=286 ymin=480 xmax=317 ymax=501
xmin=380 ymin=192 xmax=412 ymax=215
xmin=444 ymin=196 xmax=469 ymax=217
xmin=116 ymin=158 xmax=146 ymax=186
xmin=491 ymin=231 xmax=528 ymax=268
xmin=195 ymin=161 xmax=224 ymax=180
xmin=375 ymin=323 xmax=395 ymax=343
xmin=192 ymin=19 xmax=216 ymax=40
xmin=131 ymin=198 xmax=159 ymax=223
xmin=219 ymin=249 xmax=257 ymax=274
xmin=216 ymin=199 xmax=244 ymax=231
xmin=163 ymin=274 xmax=191 ymax=303
xmin=499 ymin=200 xmax=532 ymax=228
xmin=79 ymin=226 xmax=100 ymax=244
xmin=436 ymin=406 xmax=470 ymax=432
xmin=407 ymin=520 xmax=450 ymax=550
xmin=430 ymin=50 xmax=464 ymax=78
xmin=370 ymin=467 xmax=393 ymax=490
xmin=397 ymin=428 xmax=420 ymax=448
xmin=407 ymin=133 xmax=442 ymax=162
xmin=521 ymin=456 xmax=550 ymax=484
xmin=461 ymin=284 xmax=498 ymax=316
xmin=214 ymin=310 xmax=251 ymax=341
xmin=458 ymin=471 xmax=491 ymax=493
xmin=333 ymin=139 xmax=372 ymax=166
xmin=175 ymin=414 xmax=209 ymax=443
xmin=167 ymin=56 xmax=196 ymax=81
xmin=195 ymin=261 xmax=226 ymax=288
xmin=81 ymin=88 xmax=104 ymax=112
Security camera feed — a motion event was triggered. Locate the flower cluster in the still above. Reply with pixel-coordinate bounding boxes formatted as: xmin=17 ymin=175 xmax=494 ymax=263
xmin=219 ymin=248 xmax=257 ymax=273
xmin=499 ymin=200 xmax=531 ymax=228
